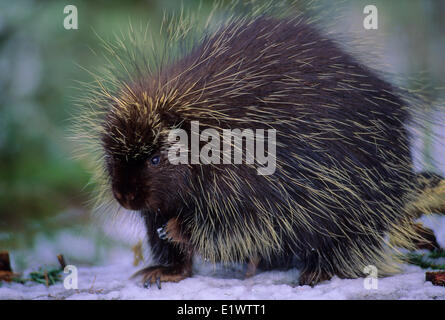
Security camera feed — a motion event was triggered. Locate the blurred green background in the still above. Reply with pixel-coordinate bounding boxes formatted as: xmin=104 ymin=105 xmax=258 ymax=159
xmin=0 ymin=0 xmax=444 ymax=268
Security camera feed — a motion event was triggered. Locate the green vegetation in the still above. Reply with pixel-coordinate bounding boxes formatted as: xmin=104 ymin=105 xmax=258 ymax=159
xmin=403 ymin=251 xmax=445 ymax=270
xmin=12 ymin=266 xmax=64 ymax=286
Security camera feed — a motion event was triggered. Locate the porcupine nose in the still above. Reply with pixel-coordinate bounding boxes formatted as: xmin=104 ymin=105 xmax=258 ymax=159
xmin=114 ymin=190 xmax=139 ymax=210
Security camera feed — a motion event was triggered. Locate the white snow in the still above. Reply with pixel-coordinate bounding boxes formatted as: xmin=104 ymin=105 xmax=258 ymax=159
xmin=1 ymin=256 xmax=445 ymax=300
xmin=1 ymin=215 xmax=445 ymax=300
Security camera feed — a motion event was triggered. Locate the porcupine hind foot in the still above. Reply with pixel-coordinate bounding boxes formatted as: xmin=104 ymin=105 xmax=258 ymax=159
xmin=298 ymin=269 xmax=333 ymax=287
xmin=297 ymin=241 xmax=368 ymax=286
xmin=297 ymin=250 xmax=335 ymax=286
xmin=245 ymin=256 xmax=260 ymax=278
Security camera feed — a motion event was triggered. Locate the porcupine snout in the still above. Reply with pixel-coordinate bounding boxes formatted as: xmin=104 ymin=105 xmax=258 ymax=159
xmin=113 ymin=183 xmax=147 ymax=210
xmin=113 ymin=188 xmax=134 ymax=208
xmin=110 ymin=163 xmax=147 ymax=211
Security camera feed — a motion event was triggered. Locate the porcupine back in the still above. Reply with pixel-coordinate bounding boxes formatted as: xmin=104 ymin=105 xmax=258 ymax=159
xmin=133 ymin=15 xmax=421 ymax=278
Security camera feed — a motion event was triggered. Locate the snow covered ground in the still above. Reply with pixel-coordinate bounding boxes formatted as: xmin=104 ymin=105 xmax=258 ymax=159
xmin=2 ymin=257 xmax=445 ymax=300
xmin=1 ymin=214 xmax=445 ymax=300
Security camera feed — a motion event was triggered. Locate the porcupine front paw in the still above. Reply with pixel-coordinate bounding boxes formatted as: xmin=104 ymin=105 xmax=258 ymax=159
xmin=133 ymin=264 xmax=192 ymax=289
xmin=156 ymin=217 xmax=188 ymax=245
xmin=157 ymin=224 xmax=170 ymax=241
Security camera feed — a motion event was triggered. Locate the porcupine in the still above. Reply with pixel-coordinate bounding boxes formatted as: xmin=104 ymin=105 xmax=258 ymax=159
xmin=76 ymin=5 xmax=445 ymax=287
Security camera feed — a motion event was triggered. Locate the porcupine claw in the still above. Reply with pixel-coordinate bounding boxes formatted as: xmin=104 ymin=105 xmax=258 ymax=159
xmin=157 ymin=224 xmax=168 ymax=240
xmin=142 ymin=275 xmax=162 ymax=290
xmin=135 ymin=265 xmax=191 ymax=290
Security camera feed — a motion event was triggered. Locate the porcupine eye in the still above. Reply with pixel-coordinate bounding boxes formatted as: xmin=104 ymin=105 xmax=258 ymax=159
xmin=149 ymin=155 xmax=160 ymax=166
